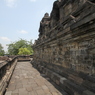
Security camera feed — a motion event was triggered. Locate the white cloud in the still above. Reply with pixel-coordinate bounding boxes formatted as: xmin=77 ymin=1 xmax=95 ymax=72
xmin=30 ymin=0 xmax=36 ymax=2
xmin=18 ymin=30 xmax=28 ymax=34
xmin=5 ymin=0 xmax=17 ymax=8
xmin=2 ymin=44 xmax=8 ymax=52
xmin=0 ymin=37 xmax=11 ymax=42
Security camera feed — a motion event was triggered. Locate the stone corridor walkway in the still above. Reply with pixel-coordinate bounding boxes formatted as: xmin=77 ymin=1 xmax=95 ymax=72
xmin=5 ymin=61 xmax=63 ymax=95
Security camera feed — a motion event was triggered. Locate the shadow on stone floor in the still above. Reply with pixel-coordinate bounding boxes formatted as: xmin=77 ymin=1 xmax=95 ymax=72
xmin=39 ymin=73 xmax=68 ymax=95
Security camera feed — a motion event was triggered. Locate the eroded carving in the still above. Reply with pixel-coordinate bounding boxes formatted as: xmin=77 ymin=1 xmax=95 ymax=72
xmin=39 ymin=13 xmax=50 ymax=36
xmin=50 ymin=0 xmax=60 ymax=27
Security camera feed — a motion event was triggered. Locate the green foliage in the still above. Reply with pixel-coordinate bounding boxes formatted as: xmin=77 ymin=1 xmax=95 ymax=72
xmin=7 ymin=39 xmax=33 ymax=55
xmin=0 ymin=44 xmax=5 ymax=56
xmin=18 ymin=48 xmax=31 ymax=55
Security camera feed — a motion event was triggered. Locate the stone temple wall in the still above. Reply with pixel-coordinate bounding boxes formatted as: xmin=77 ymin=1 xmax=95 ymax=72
xmin=32 ymin=0 xmax=95 ymax=95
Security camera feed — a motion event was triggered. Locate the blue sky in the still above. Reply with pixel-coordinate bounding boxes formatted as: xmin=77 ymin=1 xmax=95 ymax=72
xmin=0 ymin=0 xmax=55 ymax=51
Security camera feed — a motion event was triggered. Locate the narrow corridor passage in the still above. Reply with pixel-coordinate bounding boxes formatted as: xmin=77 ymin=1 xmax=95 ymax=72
xmin=5 ymin=61 xmax=62 ymax=95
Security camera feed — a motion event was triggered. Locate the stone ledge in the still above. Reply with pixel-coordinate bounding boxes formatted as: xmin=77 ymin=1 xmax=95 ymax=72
xmin=0 ymin=59 xmax=17 ymax=95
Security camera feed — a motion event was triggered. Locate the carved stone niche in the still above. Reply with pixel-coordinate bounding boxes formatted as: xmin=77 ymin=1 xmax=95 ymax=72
xmin=59 ymin=0 xmax=75 ymax=21
xmin=39 ymin=13 xmax=50 ymax=36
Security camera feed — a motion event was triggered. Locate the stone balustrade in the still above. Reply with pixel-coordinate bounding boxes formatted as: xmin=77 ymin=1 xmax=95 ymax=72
xmin=0 ymin=57 xmax=17 ymax=95
xmin=0 ymin=55 xmax=31 ymax=95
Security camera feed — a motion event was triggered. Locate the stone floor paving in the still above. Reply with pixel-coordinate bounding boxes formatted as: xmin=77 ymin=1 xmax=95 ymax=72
xmin=5 ymin=61 xmax=63 ymax=95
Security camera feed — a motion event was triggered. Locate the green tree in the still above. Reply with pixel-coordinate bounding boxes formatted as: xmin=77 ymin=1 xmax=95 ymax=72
xmin=0 ymin=44 xmax=5 ymax=56
xmin=18 ymin=48 xmax=31 ymax=55
xmin=7 ymin=39 xmax=33 ymax=55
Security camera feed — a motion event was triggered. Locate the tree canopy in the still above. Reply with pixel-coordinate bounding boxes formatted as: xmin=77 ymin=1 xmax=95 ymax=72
xmin=18 ymin=48 xmax=31 ymax=55
xmin=7 ymin=39 xmax=33 ymax=55
xmin=0 ymin=44 xmax=5 ymax=56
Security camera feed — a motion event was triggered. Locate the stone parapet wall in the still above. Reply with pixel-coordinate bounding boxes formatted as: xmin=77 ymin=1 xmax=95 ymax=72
xmin=17 ymin=55 xmax=31 ymax=61
xmin=0 ymin=56 xmax=9 ymax=61
xmin=32 ymin=0 xmax=95 ymax=95
xmin=0 ymin=57 xmax=17 ymax=95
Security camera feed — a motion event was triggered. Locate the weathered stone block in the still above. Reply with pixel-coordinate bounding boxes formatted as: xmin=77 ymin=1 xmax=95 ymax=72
xmin=32 ymin=0 xmax=95 ymax=95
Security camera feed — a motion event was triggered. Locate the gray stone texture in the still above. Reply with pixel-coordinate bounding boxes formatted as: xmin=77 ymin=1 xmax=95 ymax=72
xmin=32 ymin=0 xmax=95 ymax=95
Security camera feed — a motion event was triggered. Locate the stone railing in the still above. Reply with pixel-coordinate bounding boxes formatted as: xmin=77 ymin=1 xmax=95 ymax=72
xmin=0 ymin=57 xmax=17 ymax=95
xmin=0 ymin=55 xmax=32 ymax=95
xmin=17 ymin=55 xmax=32 ymax=61
xmin=0 ymin=56 xmax=8 ymax=61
